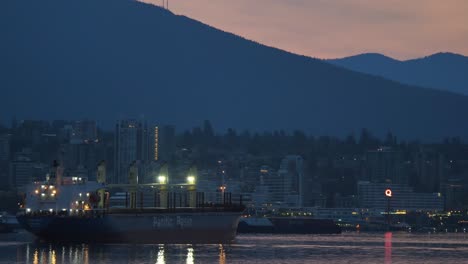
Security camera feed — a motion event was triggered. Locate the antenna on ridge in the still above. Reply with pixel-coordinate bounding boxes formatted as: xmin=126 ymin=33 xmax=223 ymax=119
xmin=162 ymin=0 xmax=169 ymax=10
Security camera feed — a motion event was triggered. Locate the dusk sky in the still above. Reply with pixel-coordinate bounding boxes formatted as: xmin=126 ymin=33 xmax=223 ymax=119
xmin=142 ymin=0 xmax=468 ymax=60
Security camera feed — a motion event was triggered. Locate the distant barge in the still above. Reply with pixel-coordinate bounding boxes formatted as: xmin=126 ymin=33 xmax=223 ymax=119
xmin=237 ymin=216 xmax=341 ymax=234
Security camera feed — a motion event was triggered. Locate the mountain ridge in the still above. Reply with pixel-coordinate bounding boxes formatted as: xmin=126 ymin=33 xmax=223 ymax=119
xmin=328 ymin=52 xmax=468 ymax=95
xmin=1 ymin=0 xmax=468 ymax=140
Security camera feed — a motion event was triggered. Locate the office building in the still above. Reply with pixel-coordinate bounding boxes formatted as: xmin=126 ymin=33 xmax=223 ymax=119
xmin=357 ymin=181 xmax=443 ymax=211
xmin=113 ymin=120 xmax=151 ymax=184
xmin=364 ymin=147 xmax=408 ymax=184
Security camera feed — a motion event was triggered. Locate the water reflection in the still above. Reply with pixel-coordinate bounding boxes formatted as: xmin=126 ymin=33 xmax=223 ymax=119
xmin=384 ymin=232 xmax=392 ymax=264
xmin=3 ymin=233 xmax=468 ymax=264
xmin=15 ymin=242 xmax=228 ymax=263
xmin=186 ymin=246 xmax=194 ymax=264
xmin=156 ymin=245 xmax=165 ymax=264
xmin=219 ymin=244 xmax=226 ymax=264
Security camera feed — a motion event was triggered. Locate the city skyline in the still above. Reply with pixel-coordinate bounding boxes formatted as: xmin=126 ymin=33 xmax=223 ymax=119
xmin=142 ymin=0 xmax=468 ymax=60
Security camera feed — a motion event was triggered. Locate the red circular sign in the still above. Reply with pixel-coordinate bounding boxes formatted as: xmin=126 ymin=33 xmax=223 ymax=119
xmin=385 ymin=189 xmax=392 ymax=197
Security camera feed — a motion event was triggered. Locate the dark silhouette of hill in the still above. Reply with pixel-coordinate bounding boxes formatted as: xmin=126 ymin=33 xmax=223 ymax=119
xmin=328 ymin=52 xmax=468 ymax=95
xmin=1 ymin=0 xmax=468 ymax=140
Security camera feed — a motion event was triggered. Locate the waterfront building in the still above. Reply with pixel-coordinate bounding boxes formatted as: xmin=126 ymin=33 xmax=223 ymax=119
xmin=357 ymin=181 xmax=443 ymax=211
xmin=250 ymin=157 xmax=305 ymax=207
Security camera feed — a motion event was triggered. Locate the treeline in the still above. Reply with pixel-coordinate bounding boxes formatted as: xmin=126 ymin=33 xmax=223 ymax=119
xmin=176 ymin=120 xmax=468 ymax=163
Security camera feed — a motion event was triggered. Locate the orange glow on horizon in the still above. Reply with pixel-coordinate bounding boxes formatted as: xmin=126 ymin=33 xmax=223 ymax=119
xmin=140 ymin=0 xmax=468 ymax=60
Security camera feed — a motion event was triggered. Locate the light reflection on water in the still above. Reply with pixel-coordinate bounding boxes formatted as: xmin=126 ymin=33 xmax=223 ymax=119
xmin=1 ymin=232 xmax=468 ymax=263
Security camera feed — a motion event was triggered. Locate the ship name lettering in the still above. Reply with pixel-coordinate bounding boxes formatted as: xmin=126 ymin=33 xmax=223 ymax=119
xmin=153 ymin=216 xmax=174 ymax=228
xmin=176 ymin=216 xmax=193 ymax=228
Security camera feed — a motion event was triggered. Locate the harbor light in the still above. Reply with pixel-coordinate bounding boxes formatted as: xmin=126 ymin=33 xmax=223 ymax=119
xmin=187 ymin=176 xmax=196 ymax=185
xmin=49 ymin=209 xmax=53 ymax=213
xmin=52 ymin=190 xmax=57 ymax=195
xmin=34 ymin=189 xmax=39 ymax=194
xmin=26 ymin=208 xmax=31 ymax=213
xmin=41 ymin=193 xmax=46 ymax=197
xmin=158 ymin=175 xmax=167 ymax=184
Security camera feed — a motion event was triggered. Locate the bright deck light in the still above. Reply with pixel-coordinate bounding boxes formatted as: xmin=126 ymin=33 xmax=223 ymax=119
xmin=158 ymin=176 xmax=167 ymax=184
xmin=187 ymin=176 xmax=196 ymax=185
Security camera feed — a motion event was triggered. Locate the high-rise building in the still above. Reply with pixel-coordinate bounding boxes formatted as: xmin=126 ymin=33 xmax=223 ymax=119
xmin=72 ymin=120 xmax=97 ymax=142
xmin=153 ymin=126 xmax=159 ymax=161
xmin=364 ymin=147 xmax=407 ymax=184
xmin=158 ymin=125 xmax=176 ymax=161
xmin=0 ymin=134 xmax=10 ymax=161
xmin=0 ymin=135 xmax=11 ymax=191
xmin=10 ymin=156 xmax=33 ymax=190
xmin=413 ymin=149 xmax=445 ymax=193
xmin=278 ymin=155 xmax=304 ymax=207
xmin=61 ymin=140 xmax=106 ymax=181
xmin=113 ymin=120 xmax=151 ymax=184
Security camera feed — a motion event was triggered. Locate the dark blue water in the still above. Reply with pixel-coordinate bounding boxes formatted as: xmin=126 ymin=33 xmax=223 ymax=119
xmin=1 ymin=231 xmax=468 ymax=263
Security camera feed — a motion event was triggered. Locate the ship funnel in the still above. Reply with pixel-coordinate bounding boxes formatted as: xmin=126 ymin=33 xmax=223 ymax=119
xmin=50 ymin=160 xmax=63 ymax=186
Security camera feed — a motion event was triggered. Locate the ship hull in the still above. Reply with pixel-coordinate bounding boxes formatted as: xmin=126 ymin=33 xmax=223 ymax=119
xmin=18 ymin=212 xmax=241 ymax=244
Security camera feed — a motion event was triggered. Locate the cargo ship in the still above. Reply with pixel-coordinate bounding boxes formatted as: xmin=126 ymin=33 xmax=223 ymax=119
xmin=17 ymin=162 xmax=244 ymax=243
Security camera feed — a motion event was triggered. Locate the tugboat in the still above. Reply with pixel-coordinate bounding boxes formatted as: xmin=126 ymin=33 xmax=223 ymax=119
xmin=17 ymin=162 xmax=244 ymax=243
